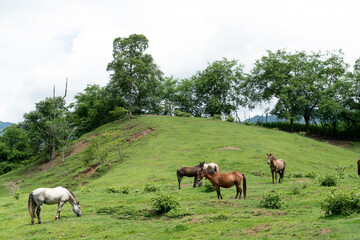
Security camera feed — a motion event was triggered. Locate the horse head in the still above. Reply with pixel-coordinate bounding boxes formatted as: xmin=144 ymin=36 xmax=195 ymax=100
xmin=198 ymin=161 xmax=205 ymax=168
xmin=72 ymin=201 xmax=81 ymax=217
xmin=267 ymin=153 xmax=274 ymax=165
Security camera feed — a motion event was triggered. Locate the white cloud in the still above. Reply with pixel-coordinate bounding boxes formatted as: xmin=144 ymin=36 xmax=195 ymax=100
xmin=1 ymin=0 xmax=360 ymax=123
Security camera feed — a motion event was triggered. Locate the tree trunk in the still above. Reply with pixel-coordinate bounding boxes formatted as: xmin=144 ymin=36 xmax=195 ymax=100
xmin=304 ymin=115 xmax=310 ymax=134
xmin=290 ymin=118 xmax=294 ymax=133
xmin=128 ymin=82 xmax=133 ymax=119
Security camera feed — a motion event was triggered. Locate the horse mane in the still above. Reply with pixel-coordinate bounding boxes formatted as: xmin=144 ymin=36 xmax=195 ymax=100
xmin=206 ymin=170 xmax=215 ymax=175
xmin=68 ymin=189 xmax=79 ymax=203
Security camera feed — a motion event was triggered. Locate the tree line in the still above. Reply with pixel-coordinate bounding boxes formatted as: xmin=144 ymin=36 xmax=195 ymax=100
xmin=1 ymin=34 xmax=360 ymax=174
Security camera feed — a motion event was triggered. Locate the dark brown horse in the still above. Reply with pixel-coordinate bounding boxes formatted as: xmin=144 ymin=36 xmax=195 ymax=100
xmin=267 ymin=153 xmax=286 ymax=184
xmin=177 ymin=162 xmax=204 ymax=189
xmin=198 ymin=168 xmax=246 ymax=200
xmin=357 ymin=159 xmax=360 ymax=176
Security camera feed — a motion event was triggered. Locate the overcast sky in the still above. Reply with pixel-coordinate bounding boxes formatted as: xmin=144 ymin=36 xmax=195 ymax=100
xmin=1 ymin=0 xmax=360 ymax=123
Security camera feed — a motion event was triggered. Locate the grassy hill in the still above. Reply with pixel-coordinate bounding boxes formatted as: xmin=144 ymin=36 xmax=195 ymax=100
xmin=0 ymin=115 xmax=359 ymax=239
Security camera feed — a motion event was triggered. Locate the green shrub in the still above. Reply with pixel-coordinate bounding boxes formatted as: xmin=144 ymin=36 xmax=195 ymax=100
xmin=319 ymin=174 xmax=337 ymax=186
xmin=292 ymin=172 xmax=304 ymax=178
xmin=226 ymin=116 xmax=234 ymax=122
xmin=174 ymin=110 xmax=191 ymax=117
xmin=151 ymin=192 xmax=179 ymax=214
xmin=212 ymin=114 xmax=221 ymax=120
xmin=305 ymin=171 xmax=317 ymax=179
xmin=321 ymin=189 xmax=360 ymax=216
xmin=143 ymin=183 xmax=159 ymax=193
xmin=335 ymin=165 xmax=347 ymax=179
xmin=251 ymin=169 xmax=265 ymax=177
xmin=260 ymin=191 xmax=283 ymax=209
xmin=106 ymin=186 xmax=129 ymax=194
xmin=13 ymin=191 xmax=20 ymax=200
xmin=203 ymin=181 xmax=216 ymax=192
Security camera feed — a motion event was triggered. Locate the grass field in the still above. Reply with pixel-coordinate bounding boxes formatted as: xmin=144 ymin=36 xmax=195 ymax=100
xmin=0 ymin=115 xmax=359 ymax=239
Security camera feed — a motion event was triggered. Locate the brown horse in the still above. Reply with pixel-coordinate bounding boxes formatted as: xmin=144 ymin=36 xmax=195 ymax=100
xmin=267 ymin=153 xmax=286 ymax=184
xmin=177 ymin=162 xmax=205 ymax=189
xmin=198 ymin=168 xmax=246 ymax=200
xmin=357 ymin=159 xmax=360 ymax=176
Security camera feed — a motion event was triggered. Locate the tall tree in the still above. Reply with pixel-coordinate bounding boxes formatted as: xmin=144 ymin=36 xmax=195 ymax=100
xmin=106 ymin=34 xmax=163 ymax=118
xmin=194 ymin=58 xmax=244 ymax=117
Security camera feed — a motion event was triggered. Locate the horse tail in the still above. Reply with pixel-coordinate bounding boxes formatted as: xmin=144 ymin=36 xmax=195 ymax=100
xmin=28 ymin=192 xmax=36 ymax=218
xmin=358 ymin=160 xmax=360 ymax=176
xmin=242 ymin=174 xmax=247 ymax=199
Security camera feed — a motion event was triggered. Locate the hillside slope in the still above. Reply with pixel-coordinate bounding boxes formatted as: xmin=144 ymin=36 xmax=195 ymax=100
xmin=0 ymin=116 xmax=359 ymax=239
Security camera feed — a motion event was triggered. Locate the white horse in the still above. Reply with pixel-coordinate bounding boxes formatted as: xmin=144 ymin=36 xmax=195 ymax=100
xmin=28 ymin=186 xmax=81 ymax=224
xmin=203 ymin=163 xmax=219 ymax=172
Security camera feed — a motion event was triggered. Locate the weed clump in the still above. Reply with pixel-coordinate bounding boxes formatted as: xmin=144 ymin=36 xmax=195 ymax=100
xmin=319 ymin=174 xmax=337 ymax=187
xmin=203 ymin=181 xmax=216 ymax=192
xmin=143 ymin=183 xmax=159 ymax=193
xmin=151 ymin=192 xmax=179 ymax=214
xmin=106 ymin=186 xmax=129 ymax=194
xmin=321 ymin=189 xmax=360 ymax=216
xmin=260 ymin=191 xmax=283 ymax=209
xmin=250 ymin=169 xmax=265 ymax=177
xmin=174 ymin=110 xmax=192 ymax=117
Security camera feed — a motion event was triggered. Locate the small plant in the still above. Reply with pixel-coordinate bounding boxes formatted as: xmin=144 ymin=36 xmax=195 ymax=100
xmin=335 ymin=164 xmax=347 ymax=179
xmin=174 ymin=110 xmax=192 ymax=117
xmin=106 ymin=186 xmax=129 ymax=194
xmin=321 ymin=189 xmax=360 ymax=216
xmin=292 ymin=172 xmax=304 ymax=178
xmin=297 ymin=131 xmax=307 ymax=137
xmin=203 ymin=181 xmax=216 ymax=192
xmin=289 ymin=185 xmax=301 ymax=195
xmin=13 ymin=191 xmax=20 ymax=200
xmin=151 ymin=192 xmax=180 ymax=214
xmin=305 ymin=171 xmax=317 ymax=179
xmin=212 ymin=114 xmax=221 ymax=120
xmin=319 ymin=174 xmax=337 ymax=187
xmin=251 ymin=169 xmax=265 ymax=177
xmin=143 ymin=183 xmax=159 ymax=193
xmin=226 ymin=116 xmax=234 ymax=122
xmin=260 ymin=191 xmax=283 ymax=209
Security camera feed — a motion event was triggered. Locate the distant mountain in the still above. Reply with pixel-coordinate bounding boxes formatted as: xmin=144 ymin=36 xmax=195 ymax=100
xmin=0 ymin=121 xmax=14 ymax=132
xmin=243 ymin=115 xmax=305 ymax=124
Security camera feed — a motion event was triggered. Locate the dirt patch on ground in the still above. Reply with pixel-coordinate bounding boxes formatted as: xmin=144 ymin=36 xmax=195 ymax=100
xmin=188 ymin=217 xmax=201 ymax=223
xmin=72 ymin=162 xmax=100 ymax=181
xmin=67 ymin=141 xmax=89 ymax=158
xmin=318 ymin=228 xmax=331 ymax=235
xmin=218 ymin=146 xmax=242 ymax=150
xmin=127 ymin=128 xmax=153 ymax=142
xmin=242 ymin=224 xmax=271 ymax=235
xmin=250 ymin=209 xmax=287 ymax=217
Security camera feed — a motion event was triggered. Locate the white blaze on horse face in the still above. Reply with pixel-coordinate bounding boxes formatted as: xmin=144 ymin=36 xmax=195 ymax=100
xmin=73 ymin=203 xmax=81 ymax=217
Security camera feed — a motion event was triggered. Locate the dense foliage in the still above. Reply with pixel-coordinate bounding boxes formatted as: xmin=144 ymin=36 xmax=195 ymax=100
xmin=1 ymin=34 xmax=360 ymax=174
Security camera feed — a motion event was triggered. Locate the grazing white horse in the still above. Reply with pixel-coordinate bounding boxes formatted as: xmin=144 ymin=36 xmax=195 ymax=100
xmin=203 ymin=163 xmax=219 ymax=172
xmin=28 ymin=186 xmax=81 ymax=224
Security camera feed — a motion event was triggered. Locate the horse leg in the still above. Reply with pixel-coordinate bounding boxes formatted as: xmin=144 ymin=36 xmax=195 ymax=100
xmin=271 ymin=170 xmax=274 ymax=184
xmin=193 ymin=176 xmax=197 ymax=187
xmin=235 ymin=185 xmax=242 ymax=199
xmin=275 ymin=171 xmax=278 ymax=184
xmin=177 ymin=175 xmax=183 ymax=189
xmin=36 ymin=204 xmax=43 ymax=224
xmin=215 ymin=186 xmax=222 ymax=200
xmin=279 ymin=171 xmax=284 ymax=183
xmin=56 ymin=201 xmax=65 ymax=220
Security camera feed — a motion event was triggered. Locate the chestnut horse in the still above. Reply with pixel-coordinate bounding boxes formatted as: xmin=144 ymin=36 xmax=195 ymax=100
xmin=357 ymin=159 xmax=360 ymax=176
xmin=267 ymin=153 xmax=286 ymax=184
xmin=198 ymin=168 xmax=246 ymax=200
xmin=177 ymin=162 xmax=204 ymax=189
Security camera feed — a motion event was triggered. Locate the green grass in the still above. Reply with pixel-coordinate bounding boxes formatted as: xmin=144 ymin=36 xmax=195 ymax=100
xmin=0 ymin=115 xmax=360 ymax=239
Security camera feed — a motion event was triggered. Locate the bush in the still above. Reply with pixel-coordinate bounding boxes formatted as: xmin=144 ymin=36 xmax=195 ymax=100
xmin=260 ymin=191 xmax=283 ymax=209
xmin=212 ymin=114 xmax=221 ymax=120
xmin=305 ymin=171 xmax=317 ymax=179
xmin=226 ymin=116 xmax=234 ymax=122
xmin=319 ymin=174 xmax=337 ymax=187
xmin=335 ymin=165 xmax=347 ymax=179
xmin=174 ymin=110 xmax=191 ymax=117
xmin=143 ymin=183 xmax=159 ymax=193
xmin=321 ymin=189 xmax=360 ymax=216
xmin=289 ymin=185 xmax=301 ymax=195
xmin=106 ymin=186 xmax=129 ymax=194
xmin=203 ymin=181 xmax=216 ymax=192
xmin=151 ymin=192 xmax=180 ymax=214
xmin=13 ymin=191 xmax=20 ymax=200
xmin=250 ymin=169 xmax=265 ymax=177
